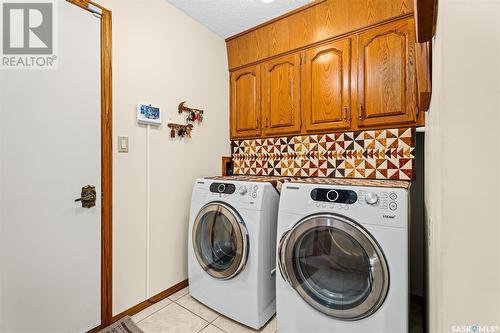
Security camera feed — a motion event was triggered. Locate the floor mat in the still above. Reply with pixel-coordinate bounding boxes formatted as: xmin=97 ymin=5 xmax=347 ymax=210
xmin=99 ymin=316 xmax=144 ymax=333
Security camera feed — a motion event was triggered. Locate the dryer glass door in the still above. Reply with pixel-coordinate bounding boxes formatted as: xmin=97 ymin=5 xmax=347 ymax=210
xmin=193 ymin=202 xmax=248 ymax=280
xmin=278 ymin=214 xmax=389 ymax=320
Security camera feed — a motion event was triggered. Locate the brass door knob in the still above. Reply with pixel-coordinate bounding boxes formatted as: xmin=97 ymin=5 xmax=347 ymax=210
xmin=75 ymin=185 xmax=96 ymax=208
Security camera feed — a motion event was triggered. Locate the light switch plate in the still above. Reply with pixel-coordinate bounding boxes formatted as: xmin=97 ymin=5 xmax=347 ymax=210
xmin=118 ymin=136 xmax=129 ymax=153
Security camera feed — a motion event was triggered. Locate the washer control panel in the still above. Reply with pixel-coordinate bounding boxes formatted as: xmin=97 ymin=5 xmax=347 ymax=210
xmin=248 ymin=184 xmax=259 ymax=199
xmin=357 ymin=190 xmax=399 ymax=211
xmin=234 ymin=183 xmax=259 ymax=200
xmin=209 ymin=182 xmax=235 ymax=194
xmin=310 ymin=188 xmax=357 ymax=204
xmin=205 ymin=182 xmax=261 ymax=201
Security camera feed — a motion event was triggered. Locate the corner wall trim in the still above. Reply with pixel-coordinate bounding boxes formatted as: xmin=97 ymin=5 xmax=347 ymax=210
xmin=111 ymin=279 xmax=189 ymax=323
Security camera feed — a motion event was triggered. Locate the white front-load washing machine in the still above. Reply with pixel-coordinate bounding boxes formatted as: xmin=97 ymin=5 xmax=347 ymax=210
xmin=188 ymin=177 xmax=280 ymax=329
xmin=276 ymin=179 xmax=410 ymax=333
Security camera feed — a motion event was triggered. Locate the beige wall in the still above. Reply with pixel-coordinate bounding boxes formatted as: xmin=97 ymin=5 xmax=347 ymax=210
xmin=100 ymin=0 xmax=230 ymax=315
xmin=426 ymin=1 xmax=500 ymax=332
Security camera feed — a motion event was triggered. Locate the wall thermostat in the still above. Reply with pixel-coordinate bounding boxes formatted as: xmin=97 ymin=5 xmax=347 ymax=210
xmin=137 ymin=103 xmax=161 ymax=126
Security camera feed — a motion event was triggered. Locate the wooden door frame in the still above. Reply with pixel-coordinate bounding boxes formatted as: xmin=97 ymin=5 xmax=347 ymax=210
xmin=66 ymin=0 xmax=113 ymax=327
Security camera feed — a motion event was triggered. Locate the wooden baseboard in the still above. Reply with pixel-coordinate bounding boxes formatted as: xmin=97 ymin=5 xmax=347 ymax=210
xmin=111 ymin=279 xmax=189 ymax=323
xmin=148 ymin=279 xmax=188 ymax=303
xmin=88 ymin=324 xmax=104 ymax=333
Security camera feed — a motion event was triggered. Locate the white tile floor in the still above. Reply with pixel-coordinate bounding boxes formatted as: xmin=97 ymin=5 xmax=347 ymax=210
xmin=132 ymin=287 xmax=277 ymax=333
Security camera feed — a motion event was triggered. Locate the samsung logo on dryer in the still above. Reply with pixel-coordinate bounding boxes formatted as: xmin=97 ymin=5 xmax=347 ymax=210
xmin=383 ymin=214 xmax=396 ymax=219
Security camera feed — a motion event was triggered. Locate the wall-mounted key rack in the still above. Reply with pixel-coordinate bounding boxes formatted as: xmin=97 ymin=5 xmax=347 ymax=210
xmin=178 ymin=101 xmax=204 ymax=123
xmin=167 ymin=123 xmax=194 ymax=138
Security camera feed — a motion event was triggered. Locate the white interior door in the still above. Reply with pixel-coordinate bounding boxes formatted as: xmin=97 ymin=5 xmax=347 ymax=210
xmin=0 ymin=1 xmax=102 ymax=332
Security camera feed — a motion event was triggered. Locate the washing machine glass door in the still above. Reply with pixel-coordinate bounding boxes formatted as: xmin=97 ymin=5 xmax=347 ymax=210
xmin=278 ymin=214 xmax=389 ymax=320
xmin=193 ymin=202 xmax=248 ymax=280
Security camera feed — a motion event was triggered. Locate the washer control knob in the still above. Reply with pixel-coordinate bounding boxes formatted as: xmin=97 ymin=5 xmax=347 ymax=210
xmin=239 ymin=186 xmax=248 ymax=195
xmin=217 ymin=184 xmax=226 ymax=193
xmin=365 ymin=193 xmax=379 ymax=205
xmin=326 ymin=190 xmax=339 ymax=202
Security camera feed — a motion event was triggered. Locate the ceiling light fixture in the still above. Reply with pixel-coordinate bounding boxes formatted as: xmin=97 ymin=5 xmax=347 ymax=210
xmin=261 ymin=0 xmax=275 ymax=3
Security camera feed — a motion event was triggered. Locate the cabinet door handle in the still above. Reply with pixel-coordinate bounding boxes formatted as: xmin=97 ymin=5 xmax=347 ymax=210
xmin=343 ymin=107 xmax=348 ymax=121
xmin=256 ymin=117 xmax=260 ymax=128
xmin=359 ymin=103 xmax=364 ymax=120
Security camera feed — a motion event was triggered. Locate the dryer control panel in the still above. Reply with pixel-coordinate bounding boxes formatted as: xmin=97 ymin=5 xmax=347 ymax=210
xmin=307 ymin=188 xmax=400 ymax=211
xmin=207 ymin=182 xmax=259 ymax=199
xmin=192 ymin=179 xmax=278 ymax=212
xmin=281 ymin=183 xmax=408 ymax=228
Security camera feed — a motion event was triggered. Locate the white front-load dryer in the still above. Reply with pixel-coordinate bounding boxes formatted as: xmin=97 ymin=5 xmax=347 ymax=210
xmin=188 ymin=178 xmax=279 ymax=329
xmin=276 ymin=180 xmax=410 ymax=333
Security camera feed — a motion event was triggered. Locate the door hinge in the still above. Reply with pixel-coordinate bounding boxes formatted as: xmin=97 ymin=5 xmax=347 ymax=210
xmin=87 ymin=3 xmax=103 ymax=16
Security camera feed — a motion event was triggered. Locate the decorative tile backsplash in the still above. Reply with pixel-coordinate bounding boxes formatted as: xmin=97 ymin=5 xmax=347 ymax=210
xmin=231 ymin=128 xmax=415 ymax=180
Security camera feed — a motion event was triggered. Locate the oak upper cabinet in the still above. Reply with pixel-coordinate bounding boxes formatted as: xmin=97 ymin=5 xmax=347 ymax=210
xmin=357 ymin=18 xmax=417 ymax=127
xmin=301 ymin=38 xmax=351 ymax=133
xmin=261 ymin=53 xmax=301 ymax=137
xmin=230 ymin=65 xmax=261 ymax=139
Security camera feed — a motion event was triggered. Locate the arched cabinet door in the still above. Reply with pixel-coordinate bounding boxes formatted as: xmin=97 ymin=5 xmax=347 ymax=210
xmin=261 ymin=53 xmax=301 ymax=137
xmin=301 ymin=38 xmax=351 ymax=133
xmin=230 ymin=65 xmax=262 ymax=139
xmin=357 ymin=18 xmax=417 ymax=128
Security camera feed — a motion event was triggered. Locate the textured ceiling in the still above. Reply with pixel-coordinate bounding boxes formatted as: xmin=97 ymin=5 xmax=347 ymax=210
xmin=166 ymin=0 xmax=315 ymax=39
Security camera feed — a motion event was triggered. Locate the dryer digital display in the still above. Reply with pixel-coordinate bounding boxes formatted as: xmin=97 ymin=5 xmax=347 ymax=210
xmin=209 ymin=183 xmax=236 ymax=194
xmin=310 ymin=188 xmax=358 ymax=204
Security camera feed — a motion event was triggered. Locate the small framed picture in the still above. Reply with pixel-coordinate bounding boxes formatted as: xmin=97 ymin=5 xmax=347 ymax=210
xmin=137 ymin=104 xmax=161 ymax=126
